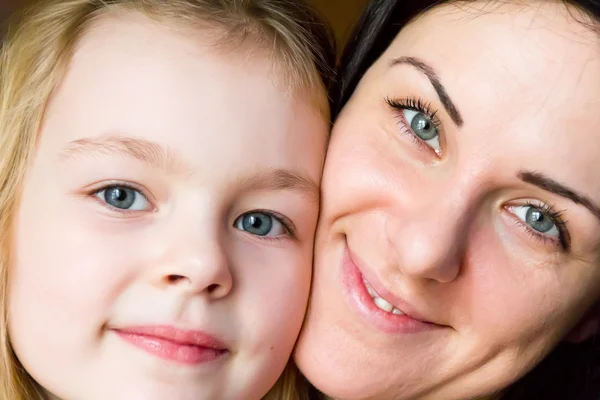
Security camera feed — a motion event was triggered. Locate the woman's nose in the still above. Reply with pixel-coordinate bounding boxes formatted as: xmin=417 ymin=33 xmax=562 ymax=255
xmin=385 ymin=193 xmax=473 ymax=283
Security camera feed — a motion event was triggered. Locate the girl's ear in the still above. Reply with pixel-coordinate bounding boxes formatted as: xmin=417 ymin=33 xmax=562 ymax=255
xmin=565 ymin=301 xmax=600 ymax=343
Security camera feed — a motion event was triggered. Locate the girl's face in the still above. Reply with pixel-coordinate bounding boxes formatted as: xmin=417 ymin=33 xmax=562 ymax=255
xmin=9 ymin=13 xmax=327 ymax=400
xmin=295 ymin=2 xmax=600 ymax=399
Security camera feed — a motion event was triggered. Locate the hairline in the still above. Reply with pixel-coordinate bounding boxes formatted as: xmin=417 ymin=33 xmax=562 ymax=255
xmin=85 ymin=4 xmax=330 ymax=117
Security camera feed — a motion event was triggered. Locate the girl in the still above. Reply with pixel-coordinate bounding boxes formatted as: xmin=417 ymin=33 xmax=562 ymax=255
xmin=0 ymin=0 xmax=335 ymax=399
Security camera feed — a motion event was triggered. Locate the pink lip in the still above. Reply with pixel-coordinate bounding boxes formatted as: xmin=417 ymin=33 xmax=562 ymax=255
xmin=342 ymin=244 xmax=441 ymax=334
xmin=113 ymin=325 xmax=228 ymax=365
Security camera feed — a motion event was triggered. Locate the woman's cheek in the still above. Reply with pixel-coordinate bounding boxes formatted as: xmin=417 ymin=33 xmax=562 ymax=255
xmin=464 ymin=220 xmax=565 ymax=342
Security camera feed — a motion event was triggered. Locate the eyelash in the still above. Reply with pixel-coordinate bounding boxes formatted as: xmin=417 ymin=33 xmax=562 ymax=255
xmin=385 ymin=96 xmax=443 ymax=151
xmin=515 ymin=201 xmax=570 ymax=251
xmin=385 ymin=98 xmax=572 ymax=252
xmin=88 ymin=184 xmax=298 ymax=239
xmin=242 ymin=209 xmax=297 ymax=241
xmin=88 ymin=181 xmax=154 ymax=215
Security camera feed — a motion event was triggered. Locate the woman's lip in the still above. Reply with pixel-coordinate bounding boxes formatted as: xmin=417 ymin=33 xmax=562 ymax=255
xmin=112 ymin=325 xmax=229 ymax=365
xmin=342 ymin=244 xmax=442 ymax=334
xmin=349 ymin=248 xmax=431 ymax=322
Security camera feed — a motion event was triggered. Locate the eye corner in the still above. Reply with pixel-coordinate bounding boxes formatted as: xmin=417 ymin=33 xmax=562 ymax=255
xmin=503 ymin=200 xmax=571 ymax=252
xmin=385 ymin=95 xmax=443 ymax=156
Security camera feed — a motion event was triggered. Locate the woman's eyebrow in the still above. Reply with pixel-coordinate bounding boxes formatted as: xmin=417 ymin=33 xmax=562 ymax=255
xmin=390 ymin=56 xmax=463 ymax=127
xmin=60 ymin=135 xmax=193 ymax=175
xmin=519 ymin=171 xmax=600 ymax=220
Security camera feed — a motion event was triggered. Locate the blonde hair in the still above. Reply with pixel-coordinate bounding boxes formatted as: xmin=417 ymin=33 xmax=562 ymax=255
xmin=0 ymin=0 xmax=335 ymax=398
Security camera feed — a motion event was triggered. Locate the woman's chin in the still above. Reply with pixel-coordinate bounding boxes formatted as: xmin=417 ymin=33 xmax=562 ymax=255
xmin=294 ymin=241 xmax=435 ymax=400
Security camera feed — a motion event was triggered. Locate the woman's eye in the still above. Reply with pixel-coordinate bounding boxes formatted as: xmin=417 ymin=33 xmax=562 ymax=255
xmin=510 ymin=205 xmax=560 ymax=237
xmin=96 ymin=186 xmax=150 ymax=211
xmin=234 ymin=212 xmax=288 ymax=237
xmin=403 ymin=109 xmax=440 ymax=152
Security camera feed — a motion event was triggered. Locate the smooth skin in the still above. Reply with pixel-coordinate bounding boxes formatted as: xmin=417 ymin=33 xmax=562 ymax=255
xmin=296 ymin=2 xmax=600 ymax=399
xmin=9 ymin=13 xmax=328 ymax=400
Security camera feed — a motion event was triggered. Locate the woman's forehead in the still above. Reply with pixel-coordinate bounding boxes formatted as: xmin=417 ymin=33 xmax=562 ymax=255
xmin=357 ymin=1 xmax=600 ymax=214
xmin=382 ymin=1 xmax=600 ymax=106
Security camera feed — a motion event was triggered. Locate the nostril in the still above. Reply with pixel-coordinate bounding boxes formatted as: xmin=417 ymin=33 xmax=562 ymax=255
xmin=207 ymin=284 xmax=219 ymax=293
xmin=166 ymin=274 xmax=186 ymax=284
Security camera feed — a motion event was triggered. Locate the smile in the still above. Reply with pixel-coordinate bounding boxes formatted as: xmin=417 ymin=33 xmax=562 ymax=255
xmin=112 ymin=325 xmax=229 ymax=366
xmin=342 ymin=243 xmax=442 ymax=334
xmin=362 ymin=275 xmax=405 ymax=315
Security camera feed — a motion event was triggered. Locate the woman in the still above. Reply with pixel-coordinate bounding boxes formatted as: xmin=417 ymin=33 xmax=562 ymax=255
xmin=294 ymin=0 xmax=600 ymax=399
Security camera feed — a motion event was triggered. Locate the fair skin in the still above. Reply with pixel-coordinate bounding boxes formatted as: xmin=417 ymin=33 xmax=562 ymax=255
xmin=9 ymin=13 xmax=327 ymax=400
xmin=295 ymin=2 xmax=600 ymax=399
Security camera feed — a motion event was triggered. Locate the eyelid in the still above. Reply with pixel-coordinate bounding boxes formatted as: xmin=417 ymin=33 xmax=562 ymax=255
xmin=243 ymin=209 xmax=297 ymax=238
xmin=385 ymin=96 xmax=444 ymax=156
xmin=504 ymin=200 xmax=571 ymax=251
xmin=86 ymin=181 xmax=157 ymax=214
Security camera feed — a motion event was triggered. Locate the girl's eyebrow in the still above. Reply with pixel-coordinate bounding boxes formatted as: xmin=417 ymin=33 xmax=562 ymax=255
xmin=60 ymin=134 xmax=193 ymax=175
xmin=60 ymin=135 xmax=320 ymax=202
xmin=237 ymin=168 xmax=320 ymax=205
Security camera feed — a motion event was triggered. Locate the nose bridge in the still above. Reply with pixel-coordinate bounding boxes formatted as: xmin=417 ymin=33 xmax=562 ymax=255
xmin=149 ymin=202 xmax=233 ymax=299
xmin=386 ymin=173 xmax=479 ymax=283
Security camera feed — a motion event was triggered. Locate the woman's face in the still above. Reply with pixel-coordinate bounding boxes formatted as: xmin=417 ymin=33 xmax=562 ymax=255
xmin=295 ymin=2 xmax=600 ymax=399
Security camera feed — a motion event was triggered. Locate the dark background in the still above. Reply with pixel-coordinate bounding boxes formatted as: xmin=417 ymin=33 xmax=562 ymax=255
xmin=307 ymin=0 xmax=369 ymax=48
xmin=0 ymin=0 xmax=370 ymax=48
xmin=0 ymin=1 xmax=15 ymax=27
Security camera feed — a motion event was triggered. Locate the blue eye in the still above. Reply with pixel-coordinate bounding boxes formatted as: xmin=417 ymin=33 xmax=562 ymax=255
xmin=402 ymin=109 xmax=440 ymax=152
xmin=234 ymin=212 xmax=288 ymax=237
xmin=385 ymin=97 xmax=442 ymax=154
xmin=511 ymin=205 xmax=560 ymax=237
xmin=96 ymin=186 xmax=150 ymax=211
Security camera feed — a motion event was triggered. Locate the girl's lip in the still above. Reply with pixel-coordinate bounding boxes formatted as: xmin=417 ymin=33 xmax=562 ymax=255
xmin=111 ymin=325 xmax=229 ymax=365
xmin=341 ymin=243 xmax=443 ymax=334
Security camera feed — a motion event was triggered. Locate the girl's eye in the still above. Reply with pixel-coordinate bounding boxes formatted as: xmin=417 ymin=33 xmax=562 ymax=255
xmin=402 ymin=109 xmax=440 ymax=152
xmin=510 ymin=205 xmax=560 ymax=237
xmin=234 ymin=212 xmax=288 ymax=238
xmin=96 ymin=186 xmax=150 ymax=211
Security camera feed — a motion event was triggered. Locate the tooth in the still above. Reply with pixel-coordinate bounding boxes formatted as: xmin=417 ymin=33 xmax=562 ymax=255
xmin=365 ymin=283 xmax=378 ymax=298
xmin=373 ymin=296 xmax=393 ymax=313
xmin=392 ymin=307 xmax=405 ymax=315
xmin=362 ymin=276 xmax=379 ymax=298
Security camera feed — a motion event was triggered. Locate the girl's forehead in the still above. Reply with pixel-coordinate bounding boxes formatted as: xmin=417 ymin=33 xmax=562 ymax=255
xmin=39 ymin=14 xmax=327 ymax=186
xmin=73 ymin=11 xmax=329 ymax=118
